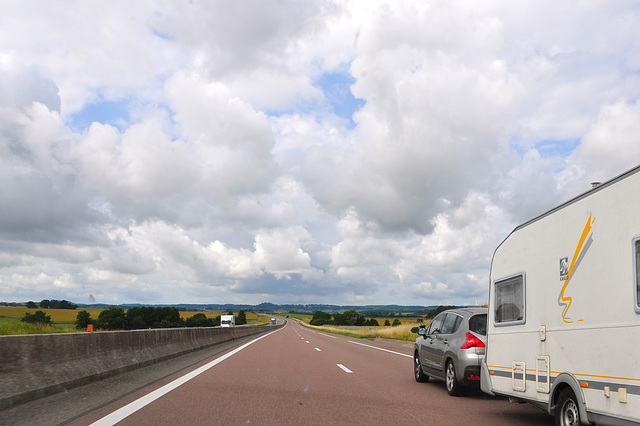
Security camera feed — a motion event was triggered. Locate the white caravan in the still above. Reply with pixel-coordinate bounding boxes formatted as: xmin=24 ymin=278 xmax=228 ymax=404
xmin=481 ymin=165 xmax=640 ymax=425
xmin=220 ymin=315 xmax=235 ymax=328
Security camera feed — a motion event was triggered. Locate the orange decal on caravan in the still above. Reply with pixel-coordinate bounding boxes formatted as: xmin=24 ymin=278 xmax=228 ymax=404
xmin=559 ymin=214 xmax=595 ymax=323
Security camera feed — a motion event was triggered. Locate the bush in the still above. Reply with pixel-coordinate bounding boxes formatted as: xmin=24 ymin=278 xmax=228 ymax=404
xmin=310 ymin=310 xmax=332 ymax=326
xmin=125 ymin=306 xmax=184 ymax=329
xmin=185 ymin=313 xmax=215 ymax=327
xmin=75 ymin=310 xmax=93 ymax=329
xmin=97 ymin=307 xmax=127 ymax=330
xmin=21 ymin=310 xmax=52 ymax=325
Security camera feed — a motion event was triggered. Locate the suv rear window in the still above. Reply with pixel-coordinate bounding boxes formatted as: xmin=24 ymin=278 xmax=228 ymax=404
xmin=469 ymin=314 xmax=487 ymax=335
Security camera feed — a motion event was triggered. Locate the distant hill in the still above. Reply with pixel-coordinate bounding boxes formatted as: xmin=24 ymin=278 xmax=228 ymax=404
xmin=71 ymin=302 xmax=440 ymax=315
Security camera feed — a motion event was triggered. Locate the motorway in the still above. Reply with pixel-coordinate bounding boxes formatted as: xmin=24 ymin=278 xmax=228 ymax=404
xmin=2 ymin=320 xmax=553 ymax=425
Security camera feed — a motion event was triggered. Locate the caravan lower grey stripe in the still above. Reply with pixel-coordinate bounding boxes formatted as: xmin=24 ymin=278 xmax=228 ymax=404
xmin=489 ymin=370 xmax=640 ymax=395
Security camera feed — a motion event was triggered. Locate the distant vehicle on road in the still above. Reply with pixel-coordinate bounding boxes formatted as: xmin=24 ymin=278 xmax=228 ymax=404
xmin=413 ymin=307 xmax=487 ymax=396
xmin=271 ymin=317 xmax=276 ymax=325
xmin=482 ymin=165 xmax=640 ymax=425
xmin=220 ymin=315 xmax=235 ymax=328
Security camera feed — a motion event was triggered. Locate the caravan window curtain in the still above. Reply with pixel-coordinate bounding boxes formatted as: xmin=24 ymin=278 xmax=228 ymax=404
xmin=494 ymin=274 xmax=525 ymax=325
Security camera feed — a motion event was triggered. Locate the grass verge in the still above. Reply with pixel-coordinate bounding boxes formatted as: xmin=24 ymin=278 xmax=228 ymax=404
xmin=0 ymin=321 xmax=79 ymax=335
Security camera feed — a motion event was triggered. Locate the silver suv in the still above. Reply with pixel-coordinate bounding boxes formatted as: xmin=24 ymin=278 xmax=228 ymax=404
xmin=412 ymin=307 xmax=487 ymax=396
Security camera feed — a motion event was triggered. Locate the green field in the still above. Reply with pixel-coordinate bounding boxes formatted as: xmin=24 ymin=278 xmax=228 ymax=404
xmin=0 ymin=306 xmax=101 ymax=335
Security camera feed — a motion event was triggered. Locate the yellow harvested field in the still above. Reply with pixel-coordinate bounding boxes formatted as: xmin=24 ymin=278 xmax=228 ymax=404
xmin=372 ymin=323 xmax=428 ymax=341
xmin=304 ymin=319 xmax=432 ymax=342
xmin=178 ymin=311 xmax=223 ymax=320
xmin=0 ymin=306 xmax=102 ymax=324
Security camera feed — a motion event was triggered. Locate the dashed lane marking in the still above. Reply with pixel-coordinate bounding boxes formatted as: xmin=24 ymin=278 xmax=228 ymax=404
xmin=348 ymin=340 xmax=412 ymax=358
xmin=337 ymin=364 xmax=353 ymax=373
xmin=318 ymin=333 xmax=336 ymax=339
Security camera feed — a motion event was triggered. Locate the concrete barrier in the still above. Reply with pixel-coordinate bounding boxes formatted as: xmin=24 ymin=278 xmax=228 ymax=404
xmin=0 ymin=325 xmax=279 ymax=410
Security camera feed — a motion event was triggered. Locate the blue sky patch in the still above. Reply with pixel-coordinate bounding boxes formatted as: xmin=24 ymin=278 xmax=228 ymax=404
xmin=67 ymin=98 xmax=131 ymax=132
xmin=536 ymin=138 xmax=581 ymax=158
xmin=317 ymin=71 xmax=365 ymax=128
xmin=508 ymin=137 xmax=581 ymax=159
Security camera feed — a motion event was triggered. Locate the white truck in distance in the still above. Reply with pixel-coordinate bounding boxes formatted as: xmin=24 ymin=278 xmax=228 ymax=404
xmin=220 ymin=315 xmax=235 ymax=328
xmin=481 ymin=164 xmax=640 ymax=425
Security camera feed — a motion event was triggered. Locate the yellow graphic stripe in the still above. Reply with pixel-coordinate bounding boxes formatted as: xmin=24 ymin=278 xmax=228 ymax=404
xmin=560 ymin=214 xmax=595 ymax=323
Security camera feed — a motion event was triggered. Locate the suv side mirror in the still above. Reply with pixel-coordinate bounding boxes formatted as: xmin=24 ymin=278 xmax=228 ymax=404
xmin=411 ymin=326 xmax=427 ymax=335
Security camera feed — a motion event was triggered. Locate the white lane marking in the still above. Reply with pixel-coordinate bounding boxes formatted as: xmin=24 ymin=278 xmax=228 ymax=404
xmin=90 ymin=328 xmax=282 ymax=426
xmin=315 ymin=348 xmax=321 ymax=352
xmin=348 ymin=341 xmax=412 ymax=358
xmin=337 ymin=364 xmax=353 ymax=373
xmin=318 ymin=333 xmax=336 ymax=339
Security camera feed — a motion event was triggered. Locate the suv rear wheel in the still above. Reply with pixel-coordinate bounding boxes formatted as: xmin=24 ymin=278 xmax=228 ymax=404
xmin=445 ymin=360 xmax=462 ymax=396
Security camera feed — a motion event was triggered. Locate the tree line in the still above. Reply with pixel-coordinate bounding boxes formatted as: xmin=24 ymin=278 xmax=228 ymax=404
xmin=20 ymin=306 xmax=248 ymax=331
xmin=74 ymin=307 xmax=249 ymax=330
xmin=26 ymin=299 xmax=78 ymax=309
xmin=309 ymin=306 xmax=462 ymax=327
xmin=310 ymin=309 xmax=381 ymax=326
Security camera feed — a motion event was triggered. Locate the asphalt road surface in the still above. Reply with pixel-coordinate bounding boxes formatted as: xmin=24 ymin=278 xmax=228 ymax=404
xmin=3 ymin=320 xmax=554 ymax=425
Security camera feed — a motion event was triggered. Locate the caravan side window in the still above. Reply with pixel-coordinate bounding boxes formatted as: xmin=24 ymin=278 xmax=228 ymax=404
xmin=635 ymin=239 xmax=640 ymax=312
xmin=494 ymin=274 xmax=525 ymax=325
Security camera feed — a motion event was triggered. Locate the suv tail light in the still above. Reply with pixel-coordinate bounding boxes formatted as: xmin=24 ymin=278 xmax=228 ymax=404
xmin=460 ymin=332 xmax=486 ymax=349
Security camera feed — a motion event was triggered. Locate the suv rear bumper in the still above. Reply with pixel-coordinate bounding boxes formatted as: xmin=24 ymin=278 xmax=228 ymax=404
xmin=461 ymin=365 xmax=482 ymax=386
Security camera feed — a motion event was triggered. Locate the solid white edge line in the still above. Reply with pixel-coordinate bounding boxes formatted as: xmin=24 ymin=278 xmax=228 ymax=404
xmin=348 ymin=340 xmax=412 ymax=358
xmin=90 ymin=328 xmax=282 ymax=426
xmin=336 ymin=364 xmax=353 ymax=373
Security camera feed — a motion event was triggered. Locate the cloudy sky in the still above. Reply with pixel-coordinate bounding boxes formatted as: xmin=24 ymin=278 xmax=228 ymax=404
xmin=1 ymin=1 xmax=639 ymax=306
